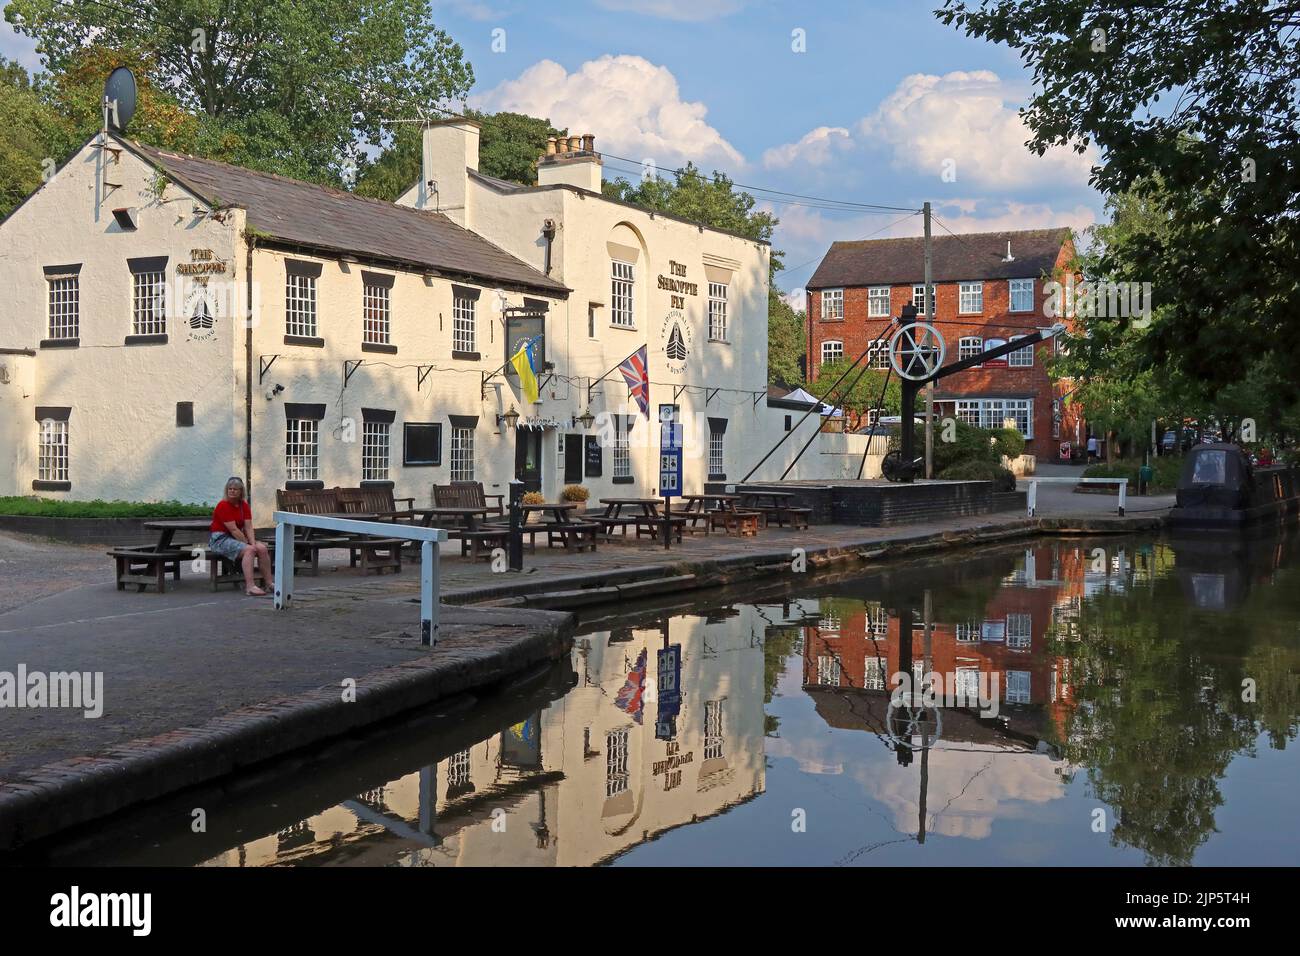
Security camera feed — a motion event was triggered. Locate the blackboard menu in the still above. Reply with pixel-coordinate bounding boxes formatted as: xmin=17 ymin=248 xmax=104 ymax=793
xmin=584 ymin=435 xmax=603 ymax=477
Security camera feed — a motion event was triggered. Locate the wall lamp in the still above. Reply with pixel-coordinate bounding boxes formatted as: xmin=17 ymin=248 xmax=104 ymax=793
xmin=571 ymin=407 xmax=596 ymax=429
xmin=497 ymin=405 xmax=521 ymax=431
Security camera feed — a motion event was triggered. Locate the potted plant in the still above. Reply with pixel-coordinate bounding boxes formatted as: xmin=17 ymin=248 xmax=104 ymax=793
xmin=521 ymin=490 xmax=546 ymax=523
xmin=561 ymin=484 xmax=589 ymax=503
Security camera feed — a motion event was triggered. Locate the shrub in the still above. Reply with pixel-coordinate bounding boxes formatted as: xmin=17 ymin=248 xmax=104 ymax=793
xmin=941 ymin=459 xmax=1017 ymax=491
xmin=0 ymin=497 xmax=211 ymax=518
xmin=1084 ymin=457 xmax=1182 ymax=492
xmin=561 ymin=484 xmax=589 ymax=502
xmin=521 ymin=491 xmax=546 ymax=505
xmin=991 ymin=427 xmax=1026 ymax=461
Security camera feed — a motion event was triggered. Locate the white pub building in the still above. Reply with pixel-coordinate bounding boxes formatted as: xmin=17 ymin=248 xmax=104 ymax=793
xmin=0 ymin=117 xmax=833 ymax=508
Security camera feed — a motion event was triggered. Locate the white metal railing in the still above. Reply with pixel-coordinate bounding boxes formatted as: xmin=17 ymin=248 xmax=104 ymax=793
xmin=271 ymin=511 xmax=449 ymax=646
xmin=1025 ymin=477 xmax=1128 ymax=517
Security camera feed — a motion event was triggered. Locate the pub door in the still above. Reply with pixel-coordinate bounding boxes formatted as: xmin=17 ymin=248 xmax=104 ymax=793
xmin=564 ymin=434 xmax=584 ymax=484
xmin=515 ymin=429 xmax=543 ymax=493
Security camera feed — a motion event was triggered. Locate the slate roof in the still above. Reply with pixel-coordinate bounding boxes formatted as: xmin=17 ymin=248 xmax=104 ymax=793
xmin=807 ymin=228 xmax=1071 ymax=289
xmin=125 ymin=138 xmax=568 ymax=297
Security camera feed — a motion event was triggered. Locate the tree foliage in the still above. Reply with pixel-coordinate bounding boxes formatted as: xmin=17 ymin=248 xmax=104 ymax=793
xmin=939 ymin=0 xmax=1300 ymax=426
xmin=5 ymin=0 xmax=473 ymax=181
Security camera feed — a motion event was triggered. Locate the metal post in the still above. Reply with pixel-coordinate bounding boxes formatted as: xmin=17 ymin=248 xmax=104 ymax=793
xmin=420 ymin=539 xmax=438 ymax=646
xmin=923 ymin=201 xmax=934 ymax=480
xmin=662 ymin=493 xmax=671 ymax=550
xmin=1118 ymin=480 xmax=1126 ymax=516
xmin=900 ymin=379 xmax=919 ymax=483
xmin=508 ymin=479 xmax=524 ymax=571
xmin=1028 ymin=480 xmax=1037 ymax=518
xmin=274 ymin=518 xmax=293 ymax=609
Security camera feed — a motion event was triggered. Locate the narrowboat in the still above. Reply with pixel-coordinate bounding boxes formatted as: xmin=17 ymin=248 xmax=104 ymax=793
xmin=1167 ymin=443 xmax=1300 ymax=530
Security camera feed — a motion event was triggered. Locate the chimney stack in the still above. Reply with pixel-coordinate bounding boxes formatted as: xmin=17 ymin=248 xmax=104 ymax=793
xmin=536 ymin=130 xmax=603 ymax=192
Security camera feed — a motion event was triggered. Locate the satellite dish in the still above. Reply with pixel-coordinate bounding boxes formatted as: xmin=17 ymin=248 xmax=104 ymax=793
xmin=103 ymin=67 xmax=137 ymax=133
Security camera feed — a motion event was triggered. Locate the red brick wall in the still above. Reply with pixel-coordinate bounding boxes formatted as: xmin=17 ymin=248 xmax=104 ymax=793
xmin=806 ymin=241 xmax=1086 ymax=458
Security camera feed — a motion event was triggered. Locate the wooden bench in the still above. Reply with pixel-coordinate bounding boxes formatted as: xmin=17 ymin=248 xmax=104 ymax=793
xmin=542 ymin=521 xmax=600 ymax=553
xmin=459 ymin=528 xmax=510 ymax=561
xmin=107 ymin=548 xmax=187 ymax=593
xmin=724 ymin=511 xmax=762 ymax=537
xmin=336 ymin=485 xmax=417 ymax=523
xmin=766 ymin=506 xmax=812 ymax=530
xmin=204 ymin=549 xmax=273 ymax=591
xmin=596 ymin=515 xmax=641 ymax=539
xmin=634 ymin=515 xmax=686 ymax=543
xmin=668 ymin=507 xmax=712 ymax=535
xmin=433 ymin=481 xmax=505 ymax=516
xmin=347 ymin=538 xmax=405 ymax=575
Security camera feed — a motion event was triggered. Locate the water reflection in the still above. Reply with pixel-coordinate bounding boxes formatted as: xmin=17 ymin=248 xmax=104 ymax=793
xmin=14 ymin=534 xmax=1299 ymax=867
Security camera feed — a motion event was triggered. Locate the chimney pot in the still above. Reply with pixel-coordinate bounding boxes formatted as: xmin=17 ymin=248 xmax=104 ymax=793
xmin=582 ymin=133 xmax=595 ymax=152
xmin=545 ymin=136 xmax=557 ymax=156
xmin=568 ymin=135 xmax=582 ymax=153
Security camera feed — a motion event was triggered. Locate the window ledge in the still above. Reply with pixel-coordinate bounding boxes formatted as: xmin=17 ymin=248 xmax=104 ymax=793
xmin=124 ymin=333 xmax=168 ymax=346
xmin=284 ymin=480 xmax=324 ymax=490
xmin=360 ymin=479 xmax=394 ymax=488
xmin=608 ymin=324 xmax=637 ymax=332
xmin=820 ymin=317 xmax=845 ymax=323
xmin=612 ymin=475 xmax=635 ymax=485
xmin=708 ymin=338 xmax=731 ymax=345
xmin=284 ymin=335 xmax=325 ymax=348
xmin=403 ymin=460 xmax=440 ymax=468
xmin=361 ymin=342 xmax=398 ymax=354
xmin=708 ymin=473 xmax=727 ymax=481
xmin=39 ymin=338 xmax=79 ymax=349
xmin=451 ymin=350 xmax=481 ymax=361
xmin=32 ymin=479 xmax=71 ymax=492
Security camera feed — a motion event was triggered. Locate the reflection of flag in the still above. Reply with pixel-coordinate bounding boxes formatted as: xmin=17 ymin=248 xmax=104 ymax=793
xmin=615 ymin=648 xmax=647 ymax=724
xmin=510 ymin=335 xmax=540 ymax=404
xmin=618 ymin=345 xmax=650 ymax=418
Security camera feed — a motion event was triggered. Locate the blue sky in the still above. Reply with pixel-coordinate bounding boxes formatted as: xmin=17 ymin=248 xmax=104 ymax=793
xmin=2 ymin=0 xmax=1104 ymax=305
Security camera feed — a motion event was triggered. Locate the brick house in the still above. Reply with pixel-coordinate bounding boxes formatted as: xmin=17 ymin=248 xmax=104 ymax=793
xmin=806 ymin=228 xmax=1086 ymax=461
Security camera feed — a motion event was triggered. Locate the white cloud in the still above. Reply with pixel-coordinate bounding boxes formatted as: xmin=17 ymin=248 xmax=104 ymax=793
xmin=471 ymin=55 xmax=744 ymax=171
xmin=860 ymin=70 xmax=1096 ymax=191
xmin=593 ymin=0 xmax=747 ymax=21
xmin=762 ymin=126 xmax=853 ymax=170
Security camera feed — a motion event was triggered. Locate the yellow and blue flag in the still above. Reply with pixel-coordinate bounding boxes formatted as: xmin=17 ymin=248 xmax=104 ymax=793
xmin=510 ymin=335 xmax=540 ymax=404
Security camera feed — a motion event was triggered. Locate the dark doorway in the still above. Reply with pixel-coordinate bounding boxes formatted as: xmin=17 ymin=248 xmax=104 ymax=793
xmin=515 ymin=429 xmax=543 ymax=493
xmin=564 ymin=433 xmax=583 ymax=483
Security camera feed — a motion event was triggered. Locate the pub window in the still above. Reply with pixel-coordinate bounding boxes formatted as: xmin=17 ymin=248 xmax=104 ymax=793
xmin=453 ymin=293 xmax=476 ymax=354
xmin=286 ymin=264 xmax=319 ymax=338
xmin=38 ymin=418 xmax=69 ymax=483
xmin=46 ymin=265 xmax=80 ymax=340
xmin=450 ymin=425 xmax=475 ymax=482
xmin=403 ymin=422 xmax=441 ymax=466
xmin=708 ymin=281 xmax=728 ymax=341
xmin=362 ymin=422 xmax=391 ymax=481
xmin=611 ymin=259 xmax=635 ymax=328
xmin=286 ymin=418 xmax=320 ymax=481
xmin=362 ymin=273 xmax=392 ymax=346
xmin=704 ymin=700 xmax=725 ymax=760
xmin=708 ymin=417 xmax=726 ymax=478
xmin=605 ymin=728 xmax=630 ymax=797
xmin=132 ymin=265 xmax=167 ymax=336
xmin=588 ymin=302 xmax=599 ymax=338
xmin=613 ymin=416 xmax=632 ymax=479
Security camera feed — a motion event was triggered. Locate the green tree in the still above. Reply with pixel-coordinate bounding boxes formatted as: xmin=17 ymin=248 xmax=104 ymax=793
xmin=805 ymin=359 xmax=903 ymax=430
xmin=938 ymin=0 xmax=1300 ymax=415
xmin=6 ymin=0 xmax=473 ymax=182
xmin=767 ymin=292 xmax=805 ymax=387
xmin=0 ymin=58 xmax=65 ymax=218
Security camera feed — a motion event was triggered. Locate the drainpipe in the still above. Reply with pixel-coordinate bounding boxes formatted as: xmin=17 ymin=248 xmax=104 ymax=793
xmin=542 ymin=218 xmax=557 ymax=276
xmin=245 ymin=234 xmax=255 ymax=500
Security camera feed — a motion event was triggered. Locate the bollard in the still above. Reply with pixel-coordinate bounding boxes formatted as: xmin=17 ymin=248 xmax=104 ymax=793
xmin=508 ymin=479 xmax=524 ymax=572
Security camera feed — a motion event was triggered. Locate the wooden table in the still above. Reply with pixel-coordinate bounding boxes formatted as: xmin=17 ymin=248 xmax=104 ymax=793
xmin=108 ymin=518 xmax=217 ymax=593
xmin=142 ymin=518 xmax=213 ymax=551
xmin=521 ymin=501 xmax=597 ymax=553
xmin=413 ymin=507 xmax=490 ymax=532
xmin=736 ymin=490 xmax=809 ymax=529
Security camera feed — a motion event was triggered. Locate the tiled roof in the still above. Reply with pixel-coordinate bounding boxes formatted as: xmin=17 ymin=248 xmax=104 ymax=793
xmin=126 ymin=139 xmax=568 ymax=296
xmin=808 ymin=227 xmax=1071 ymax=289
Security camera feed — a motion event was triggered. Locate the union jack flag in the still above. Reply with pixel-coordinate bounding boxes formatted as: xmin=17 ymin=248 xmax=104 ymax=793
xmin=617 ymin=345 xmax=650 ymax=418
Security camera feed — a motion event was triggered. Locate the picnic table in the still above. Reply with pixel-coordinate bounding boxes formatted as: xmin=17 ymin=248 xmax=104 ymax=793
xmin=413 ymin=506 xmax=491 ymax=531
xmin=413 ymin=506 xmax=498 ymax=560
xmin=736 ymin=490 xmax=810 ymax=529
xmin=674 ymin=493 xmax=743 ymax=534
xmin=597 ymin=497 xmax=684 ymax=543
xmin=108 ymin=518 xmax=213 ymax=593
xmin=521 ymin=501 xmax=598 ymax=553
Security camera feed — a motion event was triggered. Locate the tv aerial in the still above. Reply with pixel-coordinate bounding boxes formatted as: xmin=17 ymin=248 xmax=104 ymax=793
xmin=103 ymin=67 xmax=137 ymax=133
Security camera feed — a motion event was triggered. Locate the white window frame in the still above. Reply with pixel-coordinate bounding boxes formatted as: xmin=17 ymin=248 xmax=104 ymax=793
xmin=708 ymin=422 xmax=725 ymax=475
xmin=1008 ymin=334 xmax=1034 ymax=367
xmin=38 ymin=419 xmax=69 ymax=482
xmin=955 ymin=621 xmax=980 ymax=643
xmin=703 ymin=700 xmax=725 ymax=760
xmin=285 ymin=418 xmax=319 ymax=481
xmin=1009 ymin=278 xmax=1034 ymax=313
xmin=47 ymin=273 xmax=79 ymax=340
xmin=955 ymin=398 xmax=1033 ymax=438
xmin=605 ymin=727 xmax=630 ymax=797
xmin=132 ymin=269 xmax=167 ymax=336
xmin=821 ymin=340 xmax=844 ymax=365
xmin=816 ymin=654 xmax=842 ymax=687
xmin=363 ymin=281 xmax=391 ymax=346
xmin=450 ymin=425 xmax=475 ymax=482
xmin=958 ymin=281 xmax=983 ymax=315
xmin=452 ymin=294 xmax=476 ymax=354
xmin=1007 ymin=612 xmax=1032 ymax=649
xmin=286 ymin=273 xmax=317 ymax=338
xmin=959 ymin=335 xmax=983 ymax=363
xmin=611 ymin=259 xmax=635 ymax=328
xmin=708 ymin=281 xmax=728 ymax=341
xmin=613 ymin=417 xmax=631 ymax=479
xmin=864 ymin=656 xmax=888 ymax=691
xmin=1007 ymin=670 xmax=1032 ymax=704
xmin=821 ymin=288 xmax=844 ymax=321
xmin=361 ymin=421 xmax=390 ymax=481
xmin=867 ymin=340 xmax=889 ymax=369
xmin=912 ymin=284 xmax=929 ymax=316
xmin=867 ymin=286 xmax=890 ymax=317
xmin=955 ymin=667 xmax=981 ymax=705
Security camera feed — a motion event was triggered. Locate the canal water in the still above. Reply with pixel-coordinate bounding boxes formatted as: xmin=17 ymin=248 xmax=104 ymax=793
xmin=21 ymin=533 xmax=1300 ymax=866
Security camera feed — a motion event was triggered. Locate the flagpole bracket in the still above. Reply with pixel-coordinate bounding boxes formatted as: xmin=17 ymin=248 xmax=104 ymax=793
xmin=343 ymin=359 xmax=363 ymax=389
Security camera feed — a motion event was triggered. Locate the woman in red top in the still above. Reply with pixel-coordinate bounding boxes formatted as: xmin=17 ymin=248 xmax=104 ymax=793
xmin=209 ymin=477 xmax=275 ymax=596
